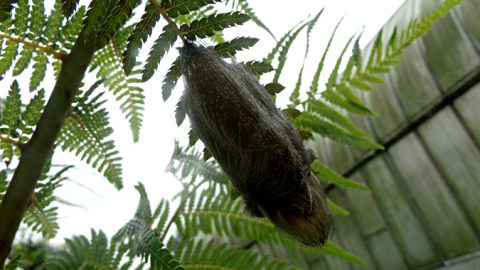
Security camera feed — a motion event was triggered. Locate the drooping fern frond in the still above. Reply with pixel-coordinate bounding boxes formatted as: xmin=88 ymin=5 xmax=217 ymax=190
xmin=57 ymin=81 xmax=123 ymax=189
xmin=142 ymin=25 xmax=178 ymax=82
xmin=173 ymin=184 xmax=365 ymax=265
xmin=89 ymin=26 xmax=145 ymax=142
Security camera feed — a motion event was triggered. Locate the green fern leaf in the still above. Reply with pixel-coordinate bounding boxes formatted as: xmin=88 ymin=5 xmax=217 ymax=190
xmin=12 ymin=0 xmax=29 ymax=35
xmin=350 ymin=77 xmax=373 ymax=91
xmin=273 ymin=23 xmax=307 ymax=83
xmin=322 ymin=89 xmax=374 ymax=115
xmin=175 ymin=98 xmax=186 ymax=126
xmin=162 ymin=57 xmax=181 ymax=101
xmin=0 ymin=80 xmax=21 ymax=140
xmin=45 ymin=230 xmax=117 ymax=269
xmin=12 ymin=46 xmax=33 ymax=76
xmin=307 ymin=100 xmax=369 ymax=137
xmin=57 ymin=84 xmax=123 ymax=189
xmin=166 ymin=0 xmax=218 ymax=19
xmin=326 ymin=32 xmax=356 ymax=91
xmin=29 ymin=53 xmax=48 ymax=92
xmin=62 ymin=0 xmax=79 ymax=18
xmin=45 ymin=0 xmax=63 ymax=44
xmin=214 ymin=37 xmax=258 ymax=57
xmin=138 ymin=229 xmax=185 ymax=270
xmin=124 ymin=2 xmax=161 ymax=75
xmin=321 ymin=242 xmax=366 ymax=265
xmin=181 ymin=12 xmax=249 ymax=38
xmin=4 ymin=255 xmax=20 ymax=270
xmin=97 ymin=0 xmax=142 ymax=49
xmin=134 ymin=182 xmax=153 ymax=223
xmin=24 ymin=205 xmax=59 ymax=238
xmin=153 ymin=200 xmax=170 ymax=236
xmin=310 ymin=18 xmax=343 ymax=94
xmin=19 ymin=89 xmax=45 ymax=140
xmin=243 ymin=61 xmax=273 ymax=76
xmin=90 ymin=26 xmax=145 ymax=141
xmin=142 ymin=25 xmax=178 ymax=82
xmin=0 ymin=41 xmax=19 ymax=76
xmin=30 ymin=0 xmax=46 ymax=37
xmin=263 ymin=20 xmax=301 ymax=63
xmin=311 ymin=159 xmax=370 ymax=191
xmin=327 ymin=198 xmax=349 ymax=216
xmin=264 ymin=82 xmax=285 ymax=95
xmin=59 ymin=6 xmax=85 ymax=50
xmin=292 ymin=112 xmax=382 ymax=149
xmin=174 ymin=239 xmax=299 ymax=270
xmin=236 ymin=0 xmax=276 ymax=40
xmin=83 ymin=0 xmax=110 ymax=41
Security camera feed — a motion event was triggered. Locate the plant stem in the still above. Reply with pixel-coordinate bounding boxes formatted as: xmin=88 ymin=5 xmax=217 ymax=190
xmin=0 ymin=31 xmax=96 ymax=267
xmin=149 ymin=0 xmax=188 ymax=44
xmin=0 ymin=32 xmax=67 ymax=60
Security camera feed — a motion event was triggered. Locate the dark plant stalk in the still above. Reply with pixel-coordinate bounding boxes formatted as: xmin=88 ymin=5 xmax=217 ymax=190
xmin=0 ymin=31 xmax=96 ymax=267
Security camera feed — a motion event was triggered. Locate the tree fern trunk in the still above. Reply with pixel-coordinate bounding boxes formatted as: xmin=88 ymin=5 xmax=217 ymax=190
xmin=0 ymin=31 xmax=96 ymax=267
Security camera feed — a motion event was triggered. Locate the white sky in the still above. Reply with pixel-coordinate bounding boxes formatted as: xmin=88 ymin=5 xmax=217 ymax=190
xmin=4 ymin=0 xmax=405 ymax=244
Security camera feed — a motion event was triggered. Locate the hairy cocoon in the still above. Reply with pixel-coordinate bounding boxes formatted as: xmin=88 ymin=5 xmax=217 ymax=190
xmin=179 ymin=43 xmax=334 ymax=246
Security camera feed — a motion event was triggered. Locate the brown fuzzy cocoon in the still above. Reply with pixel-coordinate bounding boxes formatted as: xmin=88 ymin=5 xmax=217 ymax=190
xmin=179 ymin=43 xmax=335 ymax=246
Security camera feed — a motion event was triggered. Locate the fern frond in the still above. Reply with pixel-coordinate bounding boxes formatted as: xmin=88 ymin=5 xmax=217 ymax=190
xmin=12 ymin=46 xmax=33 ymax=75
xmin=45 ymin=230 xmax=118 ymax=270
xmin=165 ymin=0 xmax=218 ymax=19
xmin=235 ymin=0 xmax=275 ymax=40
xmin=292 ymin=112 xmax=382 ymax=149
xmin=327 ymin=198 xmax=349 ymax=216
xmin=306 ymin=100 xmax=368 ymax=137
xmin=0 ymin=80 xmax=22 ymax=160
xmin=272 ymin=23 xmax=307 ymax=83
xmin=12 ymin=0 xmax=29 ymax=35
xmin=0 ymin=0 xmax=16 ymax=22
xmin=180 ymin=12 xmax=249 ymax=38
xmin=167 ymin=142 xmax=226 ymax=184
xmin=0 ymin=40 xmax=19 ymax=76
xmin=153 ymin=199 xmax=171 ymax=237
xmin=310 ymin=18 xmax=343 ymax=94
xmin=59 ymin=6 xmax=85 ymax=50
xmin=310 ymin=160 xmax=369 ymax=191
xmin=23 ymin=165 xmax=73 ymax=238
xmin=173 ymin=239 xmax=299 ymax=270
xmin=243 ymin=61 xmax=273 ymax=76
xmin=90 ymin=26 xmax=145 ymax=142
xmin=213 ymin=37 xmax=258 ymax=57
xmin=142 ymin=25 xmax=178 ymax=82
xmin=124 ymin=2 xmax=161 ymax=75
xmin=30 ymin=0 xmax=47 ymax=37
xmin=57 ymin=83 xmax=123 ymax=189
xmin=138 ymin=229 xmax=185 ymax=270
xmin=29 ymin=52 xmax=48 ymax=92
xmin=45 ymin=0 xmax=63 ymax=45
xmin=19 ymin=88 xmax=45 ymax=142
xmin=96 ymin=0 xmax=142 ymax=49
xmin=175 ymin=185 xmax=364 ymax=264
xmin=161 ymin=57 xmax=181 ymax=101
xmin=83 ymin=0 xmax=110 ymax=41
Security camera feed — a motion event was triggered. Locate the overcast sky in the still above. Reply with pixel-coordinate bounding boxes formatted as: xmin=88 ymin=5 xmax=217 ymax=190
xmin=6 ymin=0 xmax=405 ymax=244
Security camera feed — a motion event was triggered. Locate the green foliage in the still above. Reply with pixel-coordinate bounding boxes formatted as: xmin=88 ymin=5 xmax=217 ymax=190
xmin=143 ymin=25 xmax=178 ymax=82
xmin=89 ymin=26 xmax=145 ymax=142
xmin=57 ymin=82 xmax=123 ymax=189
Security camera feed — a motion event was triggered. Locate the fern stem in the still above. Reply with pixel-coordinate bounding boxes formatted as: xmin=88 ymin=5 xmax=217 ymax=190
xmin=0 ymin=135 xmax=23 ymax=149
xmin=0 ymin=30 xmax=96 ymax=267
xmin=0 ymin=32 xmax=67 ymax=60
xmin=148 ymin=0 xmax=187 ymax=44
